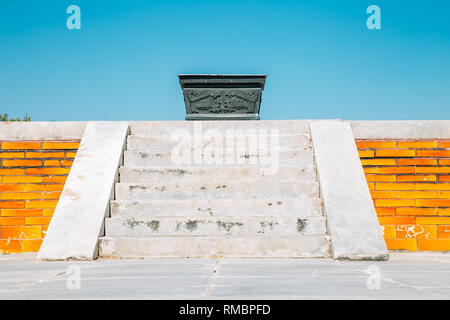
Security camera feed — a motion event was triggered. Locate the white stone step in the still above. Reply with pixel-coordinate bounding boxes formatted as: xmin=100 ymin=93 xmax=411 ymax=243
xmin=104 ymin=216 xmax=327 ymax=237
xmin=123 ymin=149 xmax=314 ymax=168
xmin=110 ymin=198 xmax=323 ymax=218
xmin=129 ymin=120 xmax=311 ymax=137
xmin=119 ymin=166 xmax=316 ymax=183
xmin=115 ymin=181 xmax=320 ymax=201
xmin=126 ymin=134 xmax=311 ymax=152
xmin=98 ymin=235 xmax=331 ymax=258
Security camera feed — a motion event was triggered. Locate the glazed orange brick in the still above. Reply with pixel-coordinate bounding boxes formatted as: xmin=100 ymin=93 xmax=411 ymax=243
xmin=367 ymin=183 xmax=375 ymax=191
xmin=1 ymin=192 xmax=41 ymax=200
xmin=417 ymin=150 xmax=450 ymax=157
xmin=25 ymin=200 xmax=58 ymax=209
xmin=0 ymin=217 xmax=25 ymax=225
xmin=378 ymin=216 xmax=415 ymax=225
xmin=375 ymin=207 xmax=396 ymax=216
xmin=25 ymin=184 xmax=64 ymax=192
xmin=2 ymin=142 xmax=41 ymax=150
xmin=438 ymin=208 xmax=450 ymax=216
xmin=397 ymin=175 xmax=436 ymax=182
xmin=364 ymin=167 xmax=376 ymax=174
xmin=396 ymin=225 xmax=437 ymax=239
xmin=416 ymin=183 xmax=450 ymax=190
xmin=0 ymin=201 xmax=25 ymax=209
xmin=439 ymin=176 xmax=450 ymax=182
xmin=42 ymin=209 xmax=55 ymax=217
xmin=439 ymin=159 xmax=450 ymax=165
xmin=0 ymin=240 xmax=21 ymax=253
xmin=375 ymin=183 xmax=415 ymax=191
xmin=439 ymin=141 xmax=450 ymax=148
xmin=43 ymin=192 xmax=61 ymax=200
xmin=365 ymin=175 xmax=396 ymax=182
xmin=1 ymin=226 xmax=41 ymax=239
xmin=0 ymin=168 xmax=25 ymax=175
xmin=376 ymin=149 xmax=415 ymax=157
xmin=0 ymin=184 xmax=25 ymax=192
xmin=43 ymin=160 xmax=61 ymax=166
xmin=361 ymin=159 xmax=396 ymax=166
xmin=375 ymin=199 xmax=416 ymax=207
xmin=438 ymin=191 xmax=450 ymax=198
xmin=43 ymin=176 xmax=67 ymax=184
xmin=417 ymin=239 xmax=450 ymax=251
xmin=370 ymin=191 xmax=396 ymax=199
xmin=26 ymin=151 xmax=65 ymax=159
xmin=416 ymin=167 xmax=450 ymax=174
xmin=22 ymin=239 xmax=43 ymax=252
xmin=2 ymin=160 xmax=42 ymax=167
xmin=397 ymin=141 xmax=438 ymax=149
xmin=382 ymin=225 xmax=396 ymax=238
xmin=375 ymin=167 xmax=415 ymax=174
xmin=66 ymin=152 xmax=77 ymax=158
xmin=396 ymin=191 xmax=437 ymax=199
xmin=356 ymin=141 xmax=396 ymax=149
xmin=385 ymin=239 xmax=417 ymax=251
xmin=416 ymin=199 xmax=450 ymax=207
xmin=61 ymin=160 xmax=73 ymax=167
xmin=398 ymin=159 xmax=437 ymax=166
xmin=2 ymin=176 xmax=42 ymax=183
xmin=396 ymin=208 xmax=437 ymax=216
xmin=1 ymin=209 xmax=42 ymax=217
xmin=42 ymin=225 xmax=48 ymax=237
xmin=0 ymin=152 xmax=25 ymax=158
xmin=25 ymin=217 xmax=51 ymax=225
xmin=42 ymin=142 xmax=80 ymax=150
xmin=416 ymin=217 xmax=450 ymax=225
xmin=438 ymin=226 xmax=450 ymax=238
xmin=25 ymin=168 xmax=68 ymax=175
xmin=358 ymin=150 xmax=374 ymax=158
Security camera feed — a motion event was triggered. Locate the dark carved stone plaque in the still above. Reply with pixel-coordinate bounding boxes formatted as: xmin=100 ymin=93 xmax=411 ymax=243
xmin=179 ymin=74 xmax=267 ymax=120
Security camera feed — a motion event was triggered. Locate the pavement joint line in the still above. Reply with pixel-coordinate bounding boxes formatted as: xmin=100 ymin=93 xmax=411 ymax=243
xmin=204 ymin=259 xmax=220 ymax=298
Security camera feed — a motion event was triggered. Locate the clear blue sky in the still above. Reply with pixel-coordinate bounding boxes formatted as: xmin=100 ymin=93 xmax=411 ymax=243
xmin=1 ymin=0 xmax=449 ymax=121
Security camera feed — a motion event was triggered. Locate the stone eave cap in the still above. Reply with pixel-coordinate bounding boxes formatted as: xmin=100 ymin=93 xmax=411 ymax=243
xmin=178 ymin=74 xmax=267 ymax=90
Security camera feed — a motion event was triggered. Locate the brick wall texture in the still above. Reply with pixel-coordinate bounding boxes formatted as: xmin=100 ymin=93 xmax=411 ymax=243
xmin=357 ymin=140 xmax=450 ymax=251
xmin=0 ymin=141 xmax=79 ymax=253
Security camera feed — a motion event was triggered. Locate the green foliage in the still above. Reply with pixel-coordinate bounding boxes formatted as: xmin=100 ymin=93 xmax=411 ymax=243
xmin=0 ymin=113 xmax=31 ymax=122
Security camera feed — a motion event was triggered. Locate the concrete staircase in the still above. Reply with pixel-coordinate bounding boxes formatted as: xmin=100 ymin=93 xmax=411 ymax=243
xmin=98 ymin=121 xmax=330 ymax=258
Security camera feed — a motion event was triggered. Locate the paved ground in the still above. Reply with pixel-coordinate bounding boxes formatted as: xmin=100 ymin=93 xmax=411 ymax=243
xmin=0 ymin=253 xmax=449 ymax=299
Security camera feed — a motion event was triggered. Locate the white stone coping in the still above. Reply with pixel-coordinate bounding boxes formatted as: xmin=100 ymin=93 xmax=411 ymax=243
xmin=0 ymin=122 xmax=87 ymax=140
xmin=349 ymin=121 xmax=450 ymax=140
xmin=37 ymin=121 xmax=129 ymax=260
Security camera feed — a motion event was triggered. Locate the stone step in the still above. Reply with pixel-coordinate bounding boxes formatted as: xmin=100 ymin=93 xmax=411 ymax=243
xmin=123 ymin=149 xmax=314 ymax=168
xmin=110 ymin=198 xmax=323 ymax=218
xmin=126 ymin=134 xmax=311 ymax=152
xmin=119 ymin=166 xmax=316 ymax=183
xmin=129 ymin=120 xmax=311 ymax=137
xmin=98 ymin=235 xmax=331 ymax=258
xmin=104 ymin=216 xmax=327 ymax=237
xmin=115 ymin=181 xmax=320 ymax=201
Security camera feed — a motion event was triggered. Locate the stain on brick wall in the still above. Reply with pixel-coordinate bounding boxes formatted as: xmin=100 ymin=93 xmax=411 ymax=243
xmin=0 ymin=141 xmax=79 ymax=253
xmin=357 ymin=140 xmax=450 ymax=251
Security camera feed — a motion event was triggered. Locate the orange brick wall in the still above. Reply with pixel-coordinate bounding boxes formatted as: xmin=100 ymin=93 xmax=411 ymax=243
xmin=357 ymin=140 xmax=450 ymax=252
xmin=0 ymin=141 xmax=79 ymax=254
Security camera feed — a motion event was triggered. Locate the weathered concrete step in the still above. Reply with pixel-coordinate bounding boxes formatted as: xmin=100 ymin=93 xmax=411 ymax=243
xmin=123 ymin=149 xmax=314 ymax=168
xmin=126 ymin=134 xmax=311 ymax=152
xmin=98 ymin=235 xmax=331 ymax=258
xmin=129 ymin=120 xmax=311 ymax=137
xmin=110 ymin=198 xmax=323 ymax=218
xmin=105 ymin=216 xmax=327 ymax=236
xmin=115 ymin=181 xmax=320 ymax=200
xmin=119 ymin=166 xmax=316 ymax=183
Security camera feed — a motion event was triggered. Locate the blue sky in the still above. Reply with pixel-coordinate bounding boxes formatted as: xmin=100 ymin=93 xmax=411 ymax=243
xmin=0 ymin=0 xmax=449 ymax=121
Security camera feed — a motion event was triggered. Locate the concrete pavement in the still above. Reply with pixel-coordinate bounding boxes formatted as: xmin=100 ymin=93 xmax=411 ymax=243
xmin=0 ymin=253 xmax=449 ymax=299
